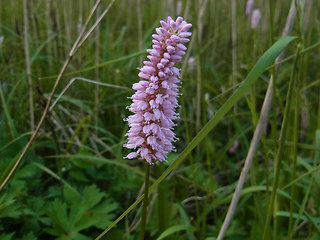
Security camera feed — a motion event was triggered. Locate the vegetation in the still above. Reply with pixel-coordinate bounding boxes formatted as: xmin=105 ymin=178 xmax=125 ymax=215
xmin=0 ymin=0 xmax=319 ymax=239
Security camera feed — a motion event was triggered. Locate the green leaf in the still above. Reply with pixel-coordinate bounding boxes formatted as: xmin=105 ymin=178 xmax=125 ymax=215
xmin=69 ymin=169 xmax=89 ymax=182
xmin=177 ymin=203 xmax=197 ymax=240
xmin=156 ymin=224 xmax=195 ymax=240
xmin=69 ymin=202 xmax=87 ymax=229
xmin=63 ymin=184 xmax=81 ymax=205
xmin=18 ymin=232 xmax=37 ymax=240
xmin=30 ymin=34 xmax=56 ymax=65
xmin=91 ymin=200 xmax=118 ymax=229
xmin=82 ymin=185 xmax=106 ymax=209
xmin=276 ymin=211 xmax=310 ymax=222
xmin=0 ymin=233 xmax=15 ymax=240
xmin=71 ymin=233 xmax=92 ymax=240
xmin=0 ymin=193 xmax=21 ymax=219
xmin=46 ymin=185 xmax=118 ymax=237
xmin=47 ymin=199 xmax=70 ymax=233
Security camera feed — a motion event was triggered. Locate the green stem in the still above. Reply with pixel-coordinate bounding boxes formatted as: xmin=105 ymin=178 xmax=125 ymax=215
xmin=288 ymin=42 xmax=303 ymax=240
xmin=268 ymin=0 xmax=274 ymax=44
xmin=288 ymin=1 xmax=303 ymax=237
xmin=287 ymin=76 xmax=299 ymax=238
xmin=139 ymin=163 xmax=151 ymax=240
xmin=157 ymin=165 xmax=169 ymax=233
xmin=262 ymin=45 xmax=302 ymax=240
xmin=0 ymin=84 xmax=15 ymax=138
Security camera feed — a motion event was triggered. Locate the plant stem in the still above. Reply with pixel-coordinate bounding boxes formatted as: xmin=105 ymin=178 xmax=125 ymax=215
xmin=139 ymin=163 xmax=150 ymax=240
xmin=288 ymin=1 xmax=303 ymax=237
xmin=262 ymin=44 xmax=302 ymax=240
xmin=231 ymin=0 xmax=237 ymax=112
xmin=23 ymin=0 xmax=35 ymax=131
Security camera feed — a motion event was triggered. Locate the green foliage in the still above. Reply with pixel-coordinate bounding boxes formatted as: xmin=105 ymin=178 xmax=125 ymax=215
xmin=1 ymin=0 xmax=320 ymax=239
xmin=0 ymin=193 xmax=21 ymax=219
xmin=44 ymin=185 xmax=118 ymax=239
xmin=156 ymin=224 xmax=196 ymax=240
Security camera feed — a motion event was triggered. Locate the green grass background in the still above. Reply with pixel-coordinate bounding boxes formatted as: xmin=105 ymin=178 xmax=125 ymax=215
xmin=0 ymin=0 xmax=319 ymax=239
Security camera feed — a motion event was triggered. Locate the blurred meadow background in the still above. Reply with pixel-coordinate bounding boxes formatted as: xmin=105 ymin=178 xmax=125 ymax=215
xmin=1 ymin=0 xmax=320 ymax=239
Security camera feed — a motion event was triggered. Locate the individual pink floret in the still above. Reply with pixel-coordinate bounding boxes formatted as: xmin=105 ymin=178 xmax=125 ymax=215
xmin=124 ymin=16 xmax=192 ymax=164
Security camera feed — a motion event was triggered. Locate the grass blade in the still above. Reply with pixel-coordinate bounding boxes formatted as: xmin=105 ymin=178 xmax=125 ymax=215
xmin=156 ymin=224 xmax=195 ymax=240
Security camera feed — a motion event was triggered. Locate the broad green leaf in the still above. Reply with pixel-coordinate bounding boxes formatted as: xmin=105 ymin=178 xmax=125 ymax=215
xmin=91 ymin=200 xmax=118 ymax=229
xmin=69 ymin=202 xmax=87 ymax=229
xmin=69 ymin=169 xmax=89 ymax=182
xmin=46 ymin=199 xmax=70 ymax=233
xmin=45 ymin=184 xmax=118 ymax=236
xmin=63 ymin=184 xmax=81 ymax=206
xmin=82 ymin=185 xmax=106 ymax=209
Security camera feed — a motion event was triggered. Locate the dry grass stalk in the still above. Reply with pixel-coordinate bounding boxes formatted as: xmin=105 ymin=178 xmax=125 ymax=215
xmin=217 ymin=1 xmax=297 ymax=239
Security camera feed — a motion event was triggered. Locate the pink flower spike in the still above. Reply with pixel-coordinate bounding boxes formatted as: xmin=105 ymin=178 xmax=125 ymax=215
xmin=251 ymin=9 xmax=261 ymax=29
xmin=124 ymin=16 xmax=192 ymax=164
xmin=246 ymin=0 xmax=254 ymax=15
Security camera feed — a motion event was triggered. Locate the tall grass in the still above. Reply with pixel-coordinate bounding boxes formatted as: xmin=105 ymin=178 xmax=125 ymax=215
xmin=0 ymin=0 xmax=319 ymax=239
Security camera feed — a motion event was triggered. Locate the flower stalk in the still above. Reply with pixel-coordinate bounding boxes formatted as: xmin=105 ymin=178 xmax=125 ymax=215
xmin=139 ymin=163 xmax=150 ymax=240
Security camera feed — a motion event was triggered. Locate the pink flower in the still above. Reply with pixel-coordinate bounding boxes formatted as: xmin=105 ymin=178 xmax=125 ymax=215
xmin=176 ymin=1 xmax=182 ymax=15
xmin=251 ymin=9 xmax=261 ymax=29
xmin=246 ymin=0 xmax=254 ymax=15
xmin=124 ymin=16 xmax=192 ymax=164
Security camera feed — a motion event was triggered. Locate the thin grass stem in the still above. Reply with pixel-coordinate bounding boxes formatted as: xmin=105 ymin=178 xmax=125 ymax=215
xmin=94 ymin=4 xmax=101 ymax=136
xmin=0 ymin=84 xmax=15 ymax=138
xmin=38 ymin=50 xmax=146 ymax=80
xmin=262 ymin=44 xmax=302 ymax=240
xmin=23 ymin=0 xmax=34 ymax=131
xmin=50 ymin=77 xmax=130 ymax=111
